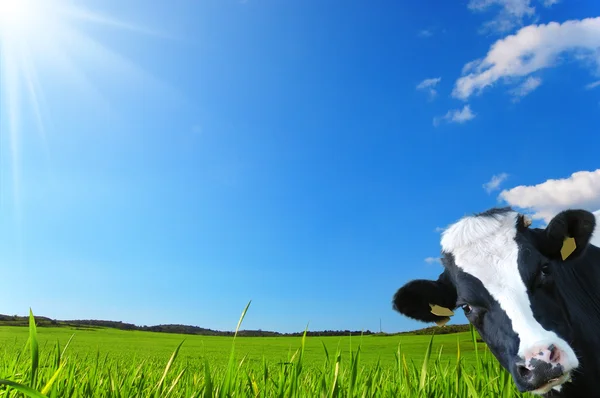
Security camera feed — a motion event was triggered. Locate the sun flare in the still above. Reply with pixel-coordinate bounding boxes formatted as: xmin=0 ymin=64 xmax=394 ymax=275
xmin=0 ymin=0 xmax=164 ymax=222
xmin=0 ymin=0 xmax=29 ymax=25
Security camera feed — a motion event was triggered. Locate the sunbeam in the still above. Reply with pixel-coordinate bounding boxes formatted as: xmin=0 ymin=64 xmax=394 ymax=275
xmin=0 ymin=0 xmax=174 ymax=231
xmin=0 ymin=0 xmax=38 ymax=36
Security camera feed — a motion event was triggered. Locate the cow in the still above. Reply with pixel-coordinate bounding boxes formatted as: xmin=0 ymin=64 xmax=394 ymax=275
xmin=392 ymin=207 xmax=600 ymax=397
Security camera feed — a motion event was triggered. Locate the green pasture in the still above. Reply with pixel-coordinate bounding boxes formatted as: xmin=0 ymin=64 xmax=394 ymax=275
xmin=0 ymin=325 xmax=485 ymax=370
xmin=0 ymin=307 xmax=533 ymax=397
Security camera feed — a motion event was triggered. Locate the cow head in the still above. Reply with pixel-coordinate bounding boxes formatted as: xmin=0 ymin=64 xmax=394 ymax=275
xmin=392 ymin=207 xmax=597 ymax=395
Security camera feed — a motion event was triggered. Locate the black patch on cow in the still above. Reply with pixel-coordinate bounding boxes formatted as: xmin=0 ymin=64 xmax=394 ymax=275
xmin=514 ymin=209 xmax=600 ymax=396
xmin=543 ymin=243 xmax=600 ymax=396
xmin=473 ymin=206 xmax=514 ymax=218
xmin=392 ymin=269 xmax=456 ymax=323
xmin=442 ymin=254 xmax=520 ymax=374
xmin=517 ymin=359 xmax=565 ymax=392
xmin=538 ymin=209 xmax=596 ymax=261
xmin=516 ymin=214 xmax=531 ymax=232
xmin=515 ymin=230 xmax=575 ymax=350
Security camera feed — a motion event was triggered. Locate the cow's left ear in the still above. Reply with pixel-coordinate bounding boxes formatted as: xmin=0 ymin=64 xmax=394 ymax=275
xmin=392 ymin=270 xmax=457 ymax=326
xmin=542 ymin=209 xmax=596 ymax=261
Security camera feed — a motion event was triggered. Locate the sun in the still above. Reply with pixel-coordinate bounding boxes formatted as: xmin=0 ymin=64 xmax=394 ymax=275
xmin=0 ymin=0 xmax=31 ymax=21
xmin=0 ymin=0 xmax=44 ymax=38
xmin=0 ymin=0 xmax=165 ymax=225
xmin=0 ymin=0 xmax=28 ymax=22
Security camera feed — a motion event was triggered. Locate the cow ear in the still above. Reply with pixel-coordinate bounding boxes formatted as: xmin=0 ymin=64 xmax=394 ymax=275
xmin=542 ymin=209 xmax=596 ymax=261
xmin=392 ymin=271 xmax=457 ymax=325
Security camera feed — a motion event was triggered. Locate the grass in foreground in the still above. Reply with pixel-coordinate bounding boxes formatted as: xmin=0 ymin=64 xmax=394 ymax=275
xmin=0 ymin=304 xmax=532 ymax=397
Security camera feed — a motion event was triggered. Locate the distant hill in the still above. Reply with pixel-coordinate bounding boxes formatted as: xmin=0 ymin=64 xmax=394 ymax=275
xmin=393 ymin=324 xmax=471 ymax=335
xmin=0 ymin=314 xmax=470 ymax=337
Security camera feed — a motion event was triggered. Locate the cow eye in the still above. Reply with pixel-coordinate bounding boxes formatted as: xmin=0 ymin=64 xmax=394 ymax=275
xmin=541 ymin=264 xmax=551 ymax=276
xmin=461 ymin=304 xmax=472 ymax=315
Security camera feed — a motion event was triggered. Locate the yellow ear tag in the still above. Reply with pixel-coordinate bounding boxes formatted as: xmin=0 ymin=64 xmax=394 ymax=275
xmin=429 ymin=304 xmax=454 ymax=317
xmin=561 ymin=237 xmax=576 ymax=261
xmin=435 ymin=317 xmax=450 ymax=327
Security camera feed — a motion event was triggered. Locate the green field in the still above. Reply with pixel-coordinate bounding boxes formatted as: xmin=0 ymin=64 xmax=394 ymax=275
xmin=0 ymin=310 xmax=533 ymax=397
xmin=0 ymin=326 xmax=485 ymax=370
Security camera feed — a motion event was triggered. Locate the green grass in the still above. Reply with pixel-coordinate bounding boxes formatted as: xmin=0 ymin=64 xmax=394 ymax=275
xmin=0 ymin=305 xmax=533 ymax=397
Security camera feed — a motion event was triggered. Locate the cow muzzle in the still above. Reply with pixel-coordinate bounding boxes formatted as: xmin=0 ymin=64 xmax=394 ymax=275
xmin=513 ymin=343 xmax=575 ymax=394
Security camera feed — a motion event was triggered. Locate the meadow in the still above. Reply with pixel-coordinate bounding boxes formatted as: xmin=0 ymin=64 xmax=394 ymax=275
xmin=0 ymin=307 xmax=533 ymax=397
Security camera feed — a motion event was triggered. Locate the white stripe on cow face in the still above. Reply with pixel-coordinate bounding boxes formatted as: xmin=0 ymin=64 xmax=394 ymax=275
xmin=440 ymin=210 xmax=579 ymax=369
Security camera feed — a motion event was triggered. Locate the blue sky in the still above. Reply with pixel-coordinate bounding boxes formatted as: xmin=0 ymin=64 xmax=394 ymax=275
xmin=1 ymin=0 xmax=599 ymax=333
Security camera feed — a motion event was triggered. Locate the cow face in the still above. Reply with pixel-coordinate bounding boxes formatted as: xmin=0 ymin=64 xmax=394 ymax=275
xmin=392 ymin=207 xmax=597 ymax=395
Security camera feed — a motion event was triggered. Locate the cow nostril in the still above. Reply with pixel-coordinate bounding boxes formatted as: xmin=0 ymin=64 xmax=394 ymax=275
xmin=548 ymin=344 xmax=560 ymax=363
xmin=517 ymin=364 xmax=532 ymax=380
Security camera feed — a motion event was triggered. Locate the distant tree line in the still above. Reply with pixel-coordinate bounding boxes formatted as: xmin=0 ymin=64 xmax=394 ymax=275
xmin=0 ymin=314 xmax=473 ymax=337
xmin=0 ymin=314 xmax=378 ymax=337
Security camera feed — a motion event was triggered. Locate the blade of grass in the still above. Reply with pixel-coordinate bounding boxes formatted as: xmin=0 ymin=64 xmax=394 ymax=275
xmin=28 ymin=309 xmax=39 ymax=388
xmin=0 ymin=379 xmax=48 ymax=398
xmin=419 ymin=333 xmax=434 ymax=391
xmin=165 ymin=368 xmax=186 ymax=397
xmin=40 ymin=360 xmax=67 ymax=395
xmin=220 ymin=300 xmax=252 ymax=397
xmin=154 ymin=340 xmax=185 ymax=397
xmin=203 ymin=358 xmax=213 ymax=398
xmin=60 ymin=334 xmax=75 ymax=363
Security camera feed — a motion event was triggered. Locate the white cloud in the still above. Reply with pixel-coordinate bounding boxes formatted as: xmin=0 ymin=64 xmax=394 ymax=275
xmin=542 ymin=0 xmax=559 ymax=6
xmin=449 ymin=105 xmax=476 ymax=122
xmin=592 ymin=210 xmax=600 ymax=247
xmin=424 ymin=257 xmax=442 ymax=265
xmin=585 ymin=80 xmax=600 ymax=90
xmin=483 ymin=173 xmax=509 ymax=193
xmin=467 ymin=0 xmax=559 ymax=34
xmin=418 ymin=29 xmax=434 ymax=38
xmin=462 ymin=59 xmax=481 ymax=75
xmin=417 ymin=77 xmax=442 ymax=88
xmin=417 ymin=77 xmax=442 ymax=99
xmin=468 ymin=0 xmax=534 ymax=34
xmin=510 ymin=76 xmax=542 ymax=100
xmin=452 ymin=17 xmax=600 ymax=101
xmin=435 ymin=226 xmax=445 ymax=233
xmin=499 ymin=169 xmax=600 ymax=223
xmin=433 ymin=105 xmax=476 ymax=126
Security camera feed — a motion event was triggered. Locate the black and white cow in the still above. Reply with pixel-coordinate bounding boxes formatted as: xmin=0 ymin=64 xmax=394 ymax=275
xmin=392 ymin=207 xmax=600 ymax=397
